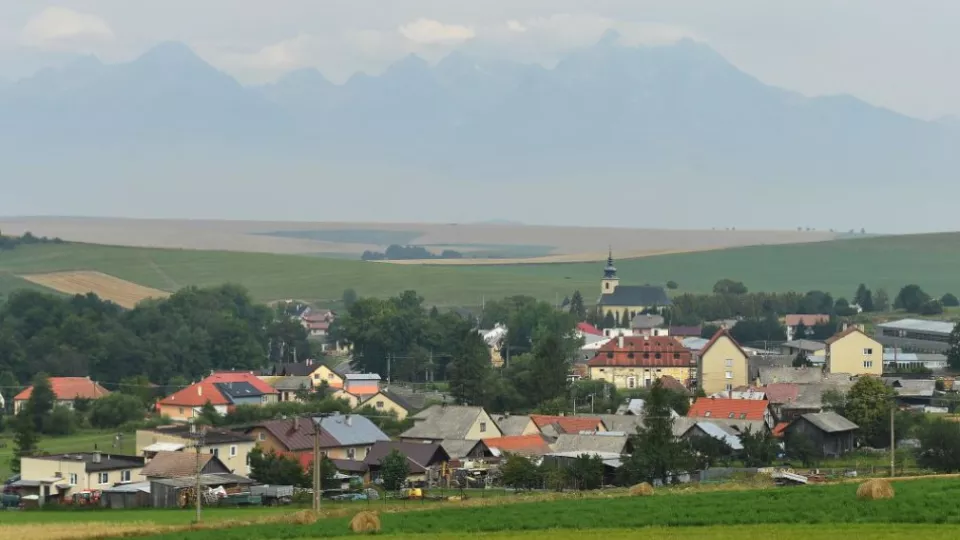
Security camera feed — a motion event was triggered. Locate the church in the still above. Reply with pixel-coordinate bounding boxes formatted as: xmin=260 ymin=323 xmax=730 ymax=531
xmin=597 ymin=251 xmax=671 ymax=321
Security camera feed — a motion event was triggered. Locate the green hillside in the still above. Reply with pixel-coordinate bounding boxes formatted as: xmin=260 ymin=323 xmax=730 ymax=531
xmin=467 ymin=232 xmax=960 ymax=298
xmin=0 ymin=243 xmax=587 ymax=307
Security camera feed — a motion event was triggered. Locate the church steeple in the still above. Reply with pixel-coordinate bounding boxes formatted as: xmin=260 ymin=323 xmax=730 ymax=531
xmin=603 ymin=247 xmax=617 ymax=279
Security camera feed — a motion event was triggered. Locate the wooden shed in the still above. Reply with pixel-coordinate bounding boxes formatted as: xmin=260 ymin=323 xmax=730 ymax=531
xmin=149 ymin=473 xmax=255 ymax=509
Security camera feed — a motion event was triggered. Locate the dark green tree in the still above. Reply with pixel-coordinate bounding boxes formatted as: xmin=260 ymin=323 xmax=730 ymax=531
xmin=918 ymin=300 xmax=944 ymax=315
xmin=739 ymin=427 xmax=779 ymax=467
xmin=569 ymin=290 xmax=587 ymax=321
xmin=941 ymin=293 xmax=960 ymax=307
xmin=689 ymin=435 xmax=734 ymax=469
xmin=529 ymin=333 xmax=571 ymax=407
xmin=25 ymin=373 xmax=54 ymax=432
xmin=844 ymin=376 xmax=895 ymax=447
xmin=792 ymin=351 xmax=814 ymax=368
xmin=448 ymin=329 xmax=492 ymax=406
xmin=619 ymin=379 xmax=690 ymax=485
xmin=0 ymin=370 xmax=18 ymax=413
xmin=90 ymin=393 xmax=147 ymax=428
xmin=499 ymin=454 xmax=543 ymax=490
xmin=567 ymin=453 xmax=605 ymax=490
xmin=248 ymin=448 xmax=309 ymax=486
xmin=307 ymin=456 xmax=337 ymax=489
xmin=601 ymin=311 xmax=616 ymax=330
xmin=11 ymin=412 xmax=38 ymax=473
xmin=874 ymin=288 xmax=890 ymax=312
xmin=620 ymin=310 xmax=631 ymax=328
xmin=917 ymin=419 xmax=960 ymax=472
xmin=793 ymin=321 xmax=807 ymax=340
xmin=43 ymin=405 xmax=78 ymax=436
xmin=666 ymin=281 xmax=679 ymax=290
xmin=784 ymin=432 xmax=820 ymax=467
xmin=198 ymin=400 xmax=222 ymax=426
xmin=379 ymin=449 xmax=410 ymax=492
xmin=342 ymin=289 xmax=358 ymax=309
xmin=949 ymin=322 xmax=960 ymax=370
xmin=854 ymin=284 xmax=874 ymax=312
xmin=712 ymin=279 xmax=748 ymax=295
xmin=894 ymin=285 xmax=931 ymax=313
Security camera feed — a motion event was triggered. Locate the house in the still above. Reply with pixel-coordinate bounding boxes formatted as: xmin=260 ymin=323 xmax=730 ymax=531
xmin=576 ymin=322 xmax=604 ymax=338
xmin=301 ymin=308 xmax=335 ymax=339
xmin=140 ymin=451 xmax=231 ymax=479
xmin=343 ymin=373 xmax=381 ymax=399
xmin=364 ymin=441 xmax=450 ymax=484
xmin=669 ymin=326 xmax=703 ymax=340
xmin=687 ymin=397 xmax=773 ymax=430
xmin=331 ymin=389 xmax=362 ymax=408
xmin=631 ymin=314 xmax=668 ymax=336
xmin=262 ymin=376 xmax=313 ymax=402
xmin=530 ymin=415 xmax=606 ymax=438
xmin=484 ymin=434 xmax=553 ymax=457
xmin=587 ymin=335 xmax=694 ymax=390
xmin=825 ymin=327 xmax=883 ymax=376
xmin=13 ymin=377 xmax=109 ymax=414
xmin=883 ymin=377 xmax=937 ymax=407
xmin=440 ymin=439 xmax=493 ymax=461
xmin=481 ymin=324 xmax=508 ymax=367
xmin=492 ymin=414 xmax=540 ymax=436
xmin=156 ymin=372 xmax=277 ymax=422
xmin=681 ymin=421 xmax=744 ymax=451
xmin=698 ymin=328 xmax=750 ymax=395
xmin=759 ymin=383 xmax=800 ymax=419
xmin=401 ymin=405 xmax=502 ymax=442
xmin=17 ymin=452 xmax=145 ymax=503
xmin=783 ymin=412 xmax=858 ymax=457
xmin=246 ymin=413 xmax=389 ymax=466
xmin=264 ymin=360 xmax=344 ymax=389
xmin=356 ymin=388 xmax=414 ymax=420
xmin=597 ymin=251 xmax=671 ymax=321
xmin=551 ymin=432 xmax=630 ymax=455
xmin=784 ymin=314 xmax=831 ymax=341
xmin=876 ymin=318 xmax=954 ymax=354
xmin=780 ymin=339 xmax=827 ymax=359
xmin=595 ymin=414 xmax=644 ymax=434
xmin=135 ymin=425 xmax=255 ymax=475
xmin=615 ymin=398 xmax=645 ymax=416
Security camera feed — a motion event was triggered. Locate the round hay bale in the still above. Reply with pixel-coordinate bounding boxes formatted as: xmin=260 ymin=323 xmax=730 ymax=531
xmin=349 ymin=511 xmax=381 ymax=534
xmin=630 ymin=482 xmax=655 ymax=496
xmin=856 ymin=479 xmax=895 ymax=500
xmin=289 ymin=510 xmax=318 ymax=525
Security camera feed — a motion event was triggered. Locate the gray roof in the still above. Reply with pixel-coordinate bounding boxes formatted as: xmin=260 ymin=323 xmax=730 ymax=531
xmin=551 ymin=433 xmax=628 ymax=455
xmin=615 ymin=399 xmax=645 ymax=416
xmin=270 ymin=376 xmax=312 ymax=391
xmin=332 ymin=359 xmax=360 ymax=376
xmin=317 ymin=414 xmax=390 ymax=447
xmin=781 ymin=340 xmax=827 ymax=352
xmin=492 ymin=415 xmax=534 ymax=436
xmin=877 ymin=318 xmax=956 ymax=335
xmin=758 ymin=367 xmax=825 ymax=385
xmin=595 ymin=414 xmax=643 ymax=435
xmin=697 ymin=418 xmax=767 ymax=435
xmin=102 ymin=481 xmax=151 ymax=494
xmin=440 ymin=439 xmax=486 ymax=460
xmin=690 ymin=421 xmax=744 ymax=451
xmin=402 ymin=405 xmax=490 ymax=440
xmin=600 ymin=285 xmax=671 ymax=307
xmin=779 ymin=381 xmax=855 ymax=411
xmin=345 ymin=373 xmax=382 ymax=381
xmin=372 ymin=388 xmax=415 ymax=412
xmin=33 ymin=452 xmax=144 ymax=473
xmin=631 ymin=314 xmax=665 ymax=329
xmin=883 ymin=378 xmax=937 ymax=398
xmin=799 ymin=412 xmax=859 ymax=433
xmin=748 ymin=355 xmax=794 ymax=382
xmin=150 ymin=473 xmax=254 ymax=488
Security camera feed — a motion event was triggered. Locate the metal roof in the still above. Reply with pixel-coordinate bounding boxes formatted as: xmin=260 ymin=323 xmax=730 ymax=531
xmin=781 ymin=340 xmax=826 ymax=352
xmin=681 ymin=337 xmax=709 ymax=351
xmin=143 ymin=442 xmax=186 ymax=453
xmin=102 ymin=481 xmax=151 ymax=494
xmin=492 ymin=415 xmax=534 ymax=436
xmin=317 ymin=414 xmax=390 ymax=447
xmin=800 ymin=412 xmax=859 ymax=433
xmin=551 ymin=433 xmax=628 ymax=455
xmin=150 ymin=473 xmax=254 ymax=488
xmin=692 ymin=421 xmax=744 ymax=450
xmin=877 ymin=318 xmax=956 ymax=334
xmin=344 ymin=373 xmax=382 ymax=381
xmin=599 ymin=285 xmax=671 ymax=307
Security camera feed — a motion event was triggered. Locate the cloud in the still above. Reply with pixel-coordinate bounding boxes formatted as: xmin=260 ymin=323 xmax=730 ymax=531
xmin=398 ymin=18 xmax=476 ymax=44
xmin=506 ymin=20 xmax=528 ymax=33
xmin=20 ymin=7 xmax=114 ymax=51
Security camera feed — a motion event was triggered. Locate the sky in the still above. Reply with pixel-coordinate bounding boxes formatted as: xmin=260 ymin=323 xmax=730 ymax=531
xmin=1 ymin=1 xmax=959 ymax=121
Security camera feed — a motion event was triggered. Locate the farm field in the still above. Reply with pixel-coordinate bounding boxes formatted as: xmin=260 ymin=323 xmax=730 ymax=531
xmin=20 ymin=271 xmax=170 ymax=308
xmin=0 ymin=430 xmax=137 ymax=480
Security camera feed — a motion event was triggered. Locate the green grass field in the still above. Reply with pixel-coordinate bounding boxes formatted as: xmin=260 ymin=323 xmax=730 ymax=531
xmin=0 ymin=430 xmax=136 ymax=481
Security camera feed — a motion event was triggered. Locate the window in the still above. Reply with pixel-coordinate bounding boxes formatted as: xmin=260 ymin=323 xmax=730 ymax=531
xmin=479 ymin=422 xmax=487 ymax=433
xmin=210 ymin=448 xmax=219 ymax=457
xmin=728 ymin=412 xmax=735 ymax=419
xmin=98 ymin=473 xmax=109 ymax=485
xmin=376 ymin=400 xmax=384 ymax=409
xmin=725 ymin=371 xmax=733 ymax=379
xmin=606 ymin=352 xmax=613 ymax=359
xmin=347 ymin=448 xmax=356 ymax=459
xmin=230 ymin=445 xmax=238 ymax=457
xmin=863 ymin=348 xmax=873 ymax=355
xmin=725 ymin=359 xmax=733 ymax=368
xmin=68 ymin=473 xmax=78 ymax=485
xmin=598 ymin=368 xmax=605 ymax=373
xmin=605 ymin=282 xmax=610 ymax=290
xmin=121 ymin=470 xmax=131 ymax=482
xmin=673 ymin=353 xmax=680 ymax=359
xmin=863 ymin=360 xmax=873 ymax=368
xmin=627 ymin=377 xmax=637 ymax=389
xmin=328 ymin=373 xmax=334 ymax=380
xmin=654 ymin=353 xmax=661 ymax=359
xmin=725 ymin=384 xmax=733 ymax=392
xmin=179 ymin=408 xmax=184 ymax=415
xmin=314 ymin=374 xmax=320 ymax=380
xmin=258 ymin=432 xmax=266 ymax=441
xmin=704 ymin=411 xmax=712 ymax=417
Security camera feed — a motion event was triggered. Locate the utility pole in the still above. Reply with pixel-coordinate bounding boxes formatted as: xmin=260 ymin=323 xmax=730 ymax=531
xmin=890 ymin=404 xmax=896 ymax=477
xmin=190 ymin=422 xmax=204 ymax=523
xmin=312 ymin=413 xmax=333 ymax=512
xmin=387 ymin=353 xmax=392 ymax=385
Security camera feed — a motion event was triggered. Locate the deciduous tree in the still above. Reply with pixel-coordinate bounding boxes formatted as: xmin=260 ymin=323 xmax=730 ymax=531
xmin=844 ymin=376 xmax=895 ymax=447
xmin=894 ymin=285 xmax=931 ymax=313
xmin=379 ymin=449 xmax=410 ymax=492
xmin=619 ymin=379 xmax=690 ymax=485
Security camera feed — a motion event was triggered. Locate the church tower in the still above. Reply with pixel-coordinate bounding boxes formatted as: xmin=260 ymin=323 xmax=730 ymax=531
xmin=601 ymin=248 xmax=619 ymax=295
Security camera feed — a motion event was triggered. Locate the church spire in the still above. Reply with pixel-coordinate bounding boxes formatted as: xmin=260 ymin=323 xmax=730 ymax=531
xmin=603 ymin=247 xmax=617 ymax=279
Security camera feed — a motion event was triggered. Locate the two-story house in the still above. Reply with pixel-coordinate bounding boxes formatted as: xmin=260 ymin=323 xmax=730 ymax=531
xmin=246 ymin=413 xmax=389 ymax=469
xmin=135 ymin=425 xmax=256 ymax=475
xmin=156 ymin=372 xmax=278 ymax=422
xmin=587 ymin=335 xmax=695 ymax=390
xmin=18 ymin=452 xmax=144 ymax=503
xmin=698 ymin=329 xmax=750 ymax=395
xmin=826 ymin=326 xmax=883 ymax=376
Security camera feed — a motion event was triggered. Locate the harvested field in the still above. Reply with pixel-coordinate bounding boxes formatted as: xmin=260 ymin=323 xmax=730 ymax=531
xmin=379 ymin=248 xmax=707 ymax=265
xmin=20 ymin=271 xmax=170 ymax=308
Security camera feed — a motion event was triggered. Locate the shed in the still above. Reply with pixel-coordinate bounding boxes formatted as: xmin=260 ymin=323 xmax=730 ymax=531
xmin=784 ymin=412 xmax=858 ymax=458
xmin=100 ymin=482 xmax=151 ymax=509
xmin=149 ymin=473 xmax=254 ymax=509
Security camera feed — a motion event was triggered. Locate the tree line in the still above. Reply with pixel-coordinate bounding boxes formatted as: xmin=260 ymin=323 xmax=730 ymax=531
xmin=0 ymin=230 xmax=64 ymax=251
xmin=360 ymin=244 xmax=463 ymax=261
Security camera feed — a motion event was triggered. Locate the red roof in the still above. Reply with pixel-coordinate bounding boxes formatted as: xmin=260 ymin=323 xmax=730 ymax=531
xmin=785 ymin=314 xmax=830 ymax=327
xmin=587 ymin=335 xmax=693 ymax=368
xmin=204 ymin=372 xmax=277 ymax=394
xmin=484 ymin=434 xmax=552 ymax=456
xmin=158 ymin=372 xmax=277 ymax=407
xmin=687 ymin=397 xmax=769 ymax=421
xmin=14 ymin=377 xmax=110 ymax=402
xmin=700 ymin=328 xmax=748 ymax=359
xmin=577 ymin=322 xmax=603 ymax=336
xmin=762 ymin=383 xmax=800 ymax=404
xmin=530 ymin=415 xmax=604 ymax=434
xmin=772 ymin=422 xmax=790 ymax=438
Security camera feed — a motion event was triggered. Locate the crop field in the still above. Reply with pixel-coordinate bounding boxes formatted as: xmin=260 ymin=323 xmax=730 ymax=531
xmin=19 ymin=271 xmax=170 ymax=308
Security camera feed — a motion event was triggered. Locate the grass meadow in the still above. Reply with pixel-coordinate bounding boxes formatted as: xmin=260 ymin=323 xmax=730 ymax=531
xmin=0 ymin=430 xmax=137 ymax=480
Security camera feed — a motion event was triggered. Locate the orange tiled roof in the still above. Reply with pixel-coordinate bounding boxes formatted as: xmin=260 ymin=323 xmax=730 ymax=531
xmin=687 ymin=397 xmax=769 ymax=421
xmin=772 ymin=422 xmax=790 ymax=438
xmin=485 ymin=434 xmax=552 ymax=455
xmin=530 ymin=415 xmax=604 ymax=434
xmin=14 ymin=377 xmax=110 ymax=401
xmin=158 ymin=381 xmax=230 ymax=407
xmin=204 ymin=372 xmax=277 ymax=394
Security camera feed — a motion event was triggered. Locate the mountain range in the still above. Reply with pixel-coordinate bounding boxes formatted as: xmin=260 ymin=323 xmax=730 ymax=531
xmin=2 ymin=32 xmax=957 ymax=231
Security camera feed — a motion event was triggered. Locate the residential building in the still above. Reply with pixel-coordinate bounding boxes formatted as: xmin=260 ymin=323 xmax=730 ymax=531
xmin=401 ymin=405 xmax=502 ymax=442
xmin=135 ymin=425 xmax=255 ymax=475
xmin=140 ymin=451 xmax=231 ymax=479
xmin=680 ymin=421 xmax=744 ymax=451
xmin=530 ymin=415 xmax=606 ymax=438
xmin=631 ymin=314 xmax=668 ymax=336
xmin=364 ymin=441 xmax=450 ymax=484
xmin=669 ymin=326 xmax=703 ymax=340
xmin=883 ymin=377 xmax=937 ymax=407
xmin=698 ymin=329 xmax=750 ymax=395
xmin=156 ymin=372 xmax=277 ymax=422
xmin=301 ymin=308 xmax=335 ymax=338
xmin=13 ymin=377 xmax=109 ymax=414
xmin=587 ymin=335 xmax=694 ymax=389
xmin=875 ymin=318 xmax=954 ymax=353
xmin=18 ymin=452 xmax=144 ymax=502
xmin=784 ymin=314 xmax=831 ymax=341
xmin=246 ymin=414 xmax=389 ymax=467
xmin=491 ymin=414 xmax=540 ymax=436
xmin=343 ymin=373 xmax=381 ymax=399
xmin=779 ymin=340 xmax=827 ymax=359
xmin=576 ymin=322 xmax=604 ymax=338
xmin=825 ymin=327 xmax=883 ymax=376
xmin=261 ymin=376 xmax=313 ymax=402
xmin=356 ymin=388 xmax=415 ymax=420
xmin=687 ymin=397 xmax=773 ymax=430
xmin=551 ymin=432 xmax=630 ymax=455
xmin=596 ymin=251 xmax=671 ymax=321
xmin=440 ymin=439 xmax=493 ymax=461
xmin=484 ymin=434 xmax=553 ymax=457
xmin=264 ymin=360 xmax=344 ymax=389
xmin=783 ymin=412 xmax=858 ymax=457
xmin=331 ymin=389 xmax=362 ymax=408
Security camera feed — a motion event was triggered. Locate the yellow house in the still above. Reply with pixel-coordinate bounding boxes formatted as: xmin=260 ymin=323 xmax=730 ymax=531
xmin=699 ymin=329 xmax=750 ymax=395
xmin=135 ymin=426 xmax=256 ymax=476
xmin=246 ymin=415 xmax=390 ymax=464
xmin=587 ymin=335 xmax=694 ymax=390
xmin=356 ymin=389 xmax=414 ymax=420
xmin=825 ymin=327 xmax=883 ymax=376
xmin=308 ymin=364 xmax=344 ymax=389
xmin=331 ymin=389 xmax=362 ymax=408
xmin=20 ymin=452 xmax=145 ymax=500
xmin=596 ymin=252 xmax=671 ymax=322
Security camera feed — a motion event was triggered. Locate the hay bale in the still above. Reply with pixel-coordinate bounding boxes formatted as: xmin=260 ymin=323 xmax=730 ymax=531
xmin=349 ymin=511 xmax=381 ymax=534
xmin=289 ymin=510 xmax=318 ymax=525
xmin=856 ymin=479 xmax=895 ymax=500
xmin=629 ymin=482 xmax=655 ymax=496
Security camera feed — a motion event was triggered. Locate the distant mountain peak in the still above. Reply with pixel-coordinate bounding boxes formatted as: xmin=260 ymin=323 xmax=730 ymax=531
xmin=597 ymin=28 xmax=623 ymax=47
xmin=136 ymin=41 xmax=206 ymax=67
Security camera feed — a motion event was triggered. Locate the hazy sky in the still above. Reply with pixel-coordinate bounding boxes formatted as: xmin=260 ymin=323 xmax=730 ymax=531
xmin=1 ymin=1 xmax=958 ymax=120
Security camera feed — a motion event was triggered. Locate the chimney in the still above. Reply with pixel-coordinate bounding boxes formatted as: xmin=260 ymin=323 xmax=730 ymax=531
xmin=293 ymin=419 xmax=300 ymax=432
xmin=618 ymin=335 xmax=624 ymax=349
xmin=92 ymin=451 xmax=102 ymax=464
xmin=197 ymin=385 xmax=202 ymax=396
xmin=345 ymin=415 xmax=352 ymax=427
